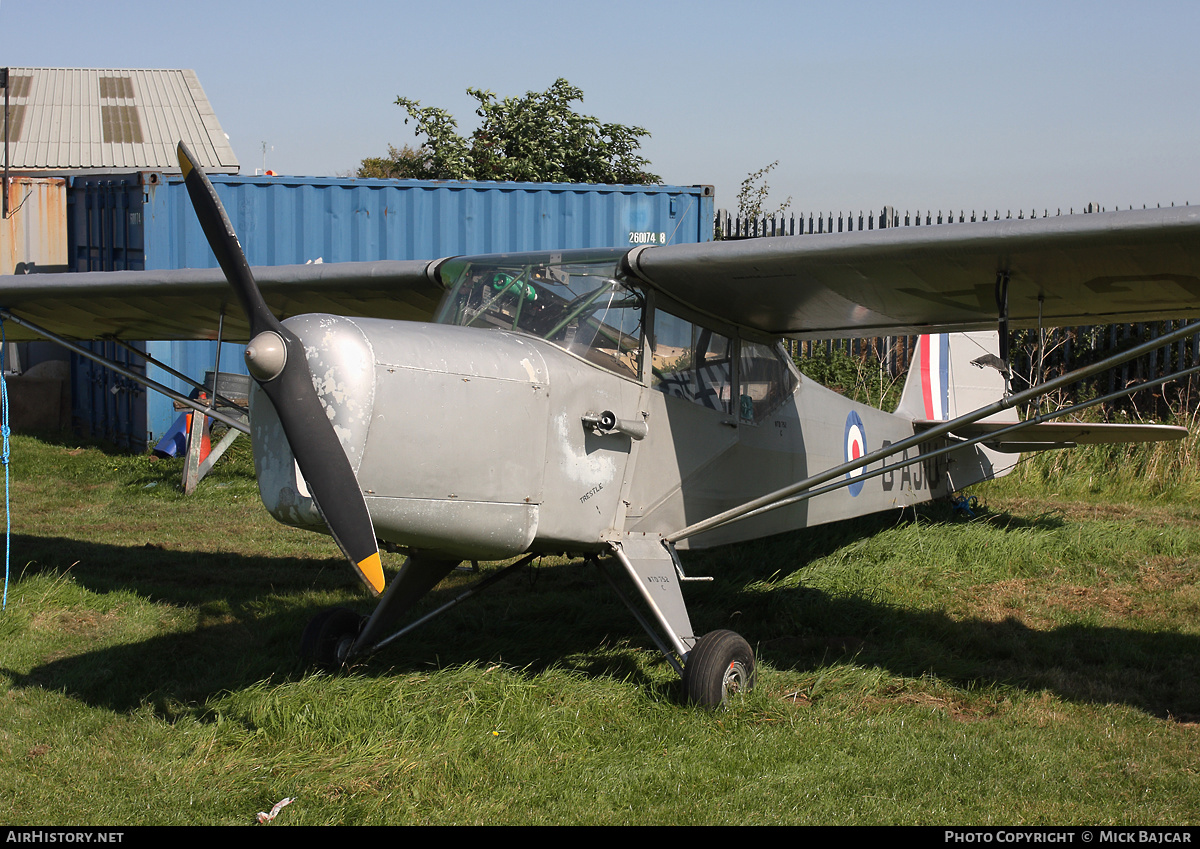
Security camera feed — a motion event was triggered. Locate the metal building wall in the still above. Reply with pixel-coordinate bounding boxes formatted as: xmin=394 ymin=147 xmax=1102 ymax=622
xmin=67 ymin=173 xmax=715 ymax=444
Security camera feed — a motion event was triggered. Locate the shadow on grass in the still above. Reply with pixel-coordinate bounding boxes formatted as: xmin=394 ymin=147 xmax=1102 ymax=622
xmin=12 ymin=428 xmax=139 ymax=457
xmin=6 ymin=503 xmax=1197 ymax=723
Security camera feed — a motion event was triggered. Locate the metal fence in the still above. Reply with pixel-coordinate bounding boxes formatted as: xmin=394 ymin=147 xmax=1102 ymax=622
xmin=712 ymin=204 xmax=1114 ymax=239
xmin=719 ymin=204 xmax=1200 ymax=415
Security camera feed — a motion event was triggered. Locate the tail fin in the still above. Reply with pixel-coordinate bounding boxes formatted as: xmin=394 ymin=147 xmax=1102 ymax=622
xmin=896 ymin=331 xmax=1016 ymax=424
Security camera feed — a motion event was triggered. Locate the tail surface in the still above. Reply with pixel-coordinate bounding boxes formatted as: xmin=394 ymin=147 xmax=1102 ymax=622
xmin=895 ymin=331 xmax=1016 ymax=424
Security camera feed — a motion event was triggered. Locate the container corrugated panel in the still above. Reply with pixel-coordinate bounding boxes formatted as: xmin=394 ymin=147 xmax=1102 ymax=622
xmin=141 ymin=175 xmax=713 ymax=267
xmin=2 ymin=177 xmax=68 ymax=274
xmin=63 ymin=176 xmax=152 ymax=447
xmin=67 ymin=174 xmax=715 ymax=443
xmin=70 ymin=340 xmax=147 ymax=450
xmin=69 ymin=176 xmax=147 ymax=272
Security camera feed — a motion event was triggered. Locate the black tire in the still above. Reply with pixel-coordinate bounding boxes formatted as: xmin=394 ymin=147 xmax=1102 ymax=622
xmin=300 ymin=607 xmax=364 ymax=671
xmin=684 ymin=629 xmax=755 ymax=708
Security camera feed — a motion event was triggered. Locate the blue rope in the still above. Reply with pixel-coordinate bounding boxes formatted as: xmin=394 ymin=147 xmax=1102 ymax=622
xmin=1 ymin=319 xmax=10 ymax=610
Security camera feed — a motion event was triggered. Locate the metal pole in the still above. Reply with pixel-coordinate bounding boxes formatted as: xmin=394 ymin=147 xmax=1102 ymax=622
xmin=210 ymin=312 xmax=224 ymax=412
xmin=3 ymin=67 xmax=9 ymax=220
xmin=108 ymin=338 xmax=246 ymax=414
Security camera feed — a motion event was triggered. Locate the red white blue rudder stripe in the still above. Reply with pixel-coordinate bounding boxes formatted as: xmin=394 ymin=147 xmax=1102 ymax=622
xmin=896 ymin=331 xmax=1014 ymax=426
xmin=919 ymin=333 xmax=951 ymax=420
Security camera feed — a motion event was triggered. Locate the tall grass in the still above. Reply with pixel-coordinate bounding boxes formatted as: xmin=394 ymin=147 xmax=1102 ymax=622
xmin=990 ymin=424 xmax=1200 ymax=501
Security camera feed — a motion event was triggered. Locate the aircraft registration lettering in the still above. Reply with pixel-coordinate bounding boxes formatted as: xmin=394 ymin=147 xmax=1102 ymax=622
xmin=879 ymin=440 xmax=924 ymax=492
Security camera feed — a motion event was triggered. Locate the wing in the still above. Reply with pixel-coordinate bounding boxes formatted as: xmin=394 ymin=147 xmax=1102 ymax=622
xmin=8 ymin=206 xmax=1200 ymax=343
xmin=0 ymin=260 xmax=443 ymax=341
xmin=628 ymin=206 xmax=1200 ymax=337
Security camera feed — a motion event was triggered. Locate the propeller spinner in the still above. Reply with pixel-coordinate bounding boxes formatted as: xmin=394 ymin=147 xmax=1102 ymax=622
xmin=177 ymin=142 xmax=385 ymax=595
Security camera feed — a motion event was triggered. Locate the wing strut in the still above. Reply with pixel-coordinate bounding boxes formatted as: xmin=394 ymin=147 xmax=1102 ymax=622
xmin=681 ymin=362 xmax=1193 ymax=536
xmin=0 ymin=309 xmax=251 ymax=435
xmin=102 ymin=336 xmax=248 ymax=417
xmin=665 ymin=313 xmax=1200 ymax=545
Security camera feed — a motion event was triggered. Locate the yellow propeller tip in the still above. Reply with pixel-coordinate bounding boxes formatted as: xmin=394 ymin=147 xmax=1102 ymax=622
xmin=357 ymin=552 xmax=385 ymax=595
xmin=177 ymin=143 xmax=193 ymax=178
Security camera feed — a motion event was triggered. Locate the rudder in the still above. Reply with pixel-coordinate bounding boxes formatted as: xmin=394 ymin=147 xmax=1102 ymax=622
xmin=896 ymin=331 xmax=1015 ymax=424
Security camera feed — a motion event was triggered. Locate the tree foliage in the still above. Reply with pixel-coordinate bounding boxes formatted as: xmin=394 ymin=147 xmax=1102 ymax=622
xmin=358 ymin=79 xmax=660 ymax=184
xmin=356 ymin=144 xmax=433 ymax=179
xmin=737 ymin=160 xmax=792 ymax=221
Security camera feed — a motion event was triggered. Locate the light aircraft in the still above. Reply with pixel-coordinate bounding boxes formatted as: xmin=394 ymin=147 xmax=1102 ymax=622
xmin=2 ymin=143 xmax=1199 ymax=706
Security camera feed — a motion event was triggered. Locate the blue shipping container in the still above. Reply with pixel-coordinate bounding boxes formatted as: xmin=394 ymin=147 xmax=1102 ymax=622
xmin=67 ymin=173 xmax=715 ymax=445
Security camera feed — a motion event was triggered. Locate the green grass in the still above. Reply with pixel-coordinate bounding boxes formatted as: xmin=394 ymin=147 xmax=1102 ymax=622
xmin=0 ymin=431 xmax=1198 ymax=825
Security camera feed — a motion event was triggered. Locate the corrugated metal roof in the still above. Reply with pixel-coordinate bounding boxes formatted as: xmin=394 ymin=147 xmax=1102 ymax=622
xmin=2 ymin=68 xmax=239 ymax=174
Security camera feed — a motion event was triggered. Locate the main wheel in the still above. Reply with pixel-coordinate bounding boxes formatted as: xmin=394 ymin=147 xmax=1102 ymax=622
xmin=684 ymin=629 xmax=755 ymax=708
xmin=300 ymin=607 xmax=364 ymax=671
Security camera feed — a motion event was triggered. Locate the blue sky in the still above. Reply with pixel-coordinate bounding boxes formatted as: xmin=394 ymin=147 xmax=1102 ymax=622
xmin=4 ymin=0 xmax=1198 ymax=218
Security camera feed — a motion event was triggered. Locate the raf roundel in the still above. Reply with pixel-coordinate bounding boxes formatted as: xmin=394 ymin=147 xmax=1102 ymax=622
xmin=844 ymin=411 xmax=866 ymax=497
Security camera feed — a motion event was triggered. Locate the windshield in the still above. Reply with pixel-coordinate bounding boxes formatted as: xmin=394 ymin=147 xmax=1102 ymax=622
xmin=435 ymin=253 xmax=644 ymax=380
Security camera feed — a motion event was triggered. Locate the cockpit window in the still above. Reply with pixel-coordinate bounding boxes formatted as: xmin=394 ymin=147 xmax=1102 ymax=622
xmin=436 ymin=254 xmax=643 ymax=379
xmin=739 ymin=340 xmax=798 ymax=421
xmin=652 ymin=312 xmax=733 ymax=413
xmin=650 ymin=309 xmax=797 ymax=420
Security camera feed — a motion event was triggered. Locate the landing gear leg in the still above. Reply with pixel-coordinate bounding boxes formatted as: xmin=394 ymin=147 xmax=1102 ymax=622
xmin=606 ymin=535 xmax=755 ymax=706
xmin=300 ymin=555 xmax=458 ymax=670
xmin=355 ymin=555 xmax=459 ymax=651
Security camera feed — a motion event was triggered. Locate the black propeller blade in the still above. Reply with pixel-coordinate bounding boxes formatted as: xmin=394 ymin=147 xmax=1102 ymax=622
xmin=177 ymin=142 xmax=385 ymax=595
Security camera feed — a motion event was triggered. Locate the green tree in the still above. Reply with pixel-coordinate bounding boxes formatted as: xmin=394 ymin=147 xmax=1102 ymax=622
xmin=356 ymin=144 xmax=433 ymax=179
xmin=737 ymin=160 xmax=792 ymax=221
xmin=358 ymin=79 xmax=660 ymax=184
